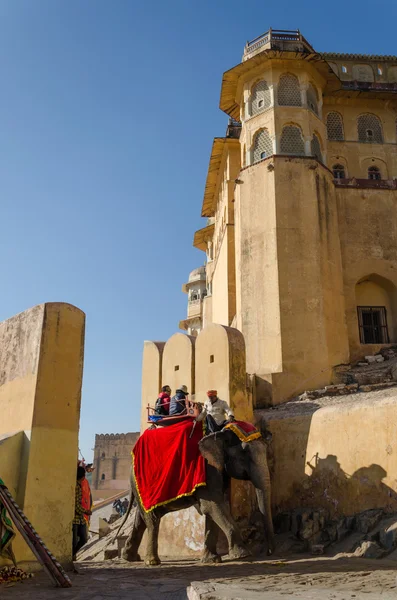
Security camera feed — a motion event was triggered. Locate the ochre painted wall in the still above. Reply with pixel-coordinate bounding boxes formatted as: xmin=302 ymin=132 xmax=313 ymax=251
xmin=336 ymin=186 xmax=397 ymax=361
xmin=262 ymin=392 xmax=397 ymax=516
xmin=161 ymin=333 xmax=195 ymax=396
xmin=140 ymin=341 xmax=164 ymax=433
xmin=0 ymin=303 xmax=85 ymax=568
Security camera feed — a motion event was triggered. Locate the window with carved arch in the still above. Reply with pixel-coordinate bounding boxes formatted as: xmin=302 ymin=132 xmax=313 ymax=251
xmin=311 ymin=134 xmax=323 ymax=162
xmin=332 ymin=164 xmax=346 ymax=179
xmin=357 ymin=114 xmax=383 ymax=143
xmin=252 ymin=129 xmax=273 ymax=163
xmin=249 ymin=80 xmax=271 ymax=116
xmin=307 ymin=84 xmax=319 ymax=115
xmin=278 ymin=74 xmax=302 ymax=106
xmin=368 ymin=166 xmax=381 ymax=180
xmin=327 ymin=112 xmax=344 ymax=141
xmin=280 ymin=125 xmax=305 ymax=155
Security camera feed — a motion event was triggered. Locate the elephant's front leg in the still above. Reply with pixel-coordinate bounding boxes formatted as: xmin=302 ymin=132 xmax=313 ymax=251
xmin=145 ymin=513 xmax=161 ymax=566
xmin=122 ymin=508 xmax=146 ymax=562
xmin=202 ymin=500 xmax=250 ymax=560
xmin=201 ymin=514 xmax=222 ymax=563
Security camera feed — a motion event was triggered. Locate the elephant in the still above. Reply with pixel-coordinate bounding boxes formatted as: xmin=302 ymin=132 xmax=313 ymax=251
xmin=117 ymin=422 xmax=274 ymax=566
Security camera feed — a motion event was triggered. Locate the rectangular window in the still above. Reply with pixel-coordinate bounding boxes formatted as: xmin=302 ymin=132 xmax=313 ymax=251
xmin=357 ymin=306 xmax=389 ymax=344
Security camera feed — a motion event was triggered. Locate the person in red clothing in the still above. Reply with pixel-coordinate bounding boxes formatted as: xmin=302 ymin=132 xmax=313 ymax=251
xmin=81 ymin=464 xmax=93 ymax=528
xmin=155 ymin=385 xmax=171 ymax=416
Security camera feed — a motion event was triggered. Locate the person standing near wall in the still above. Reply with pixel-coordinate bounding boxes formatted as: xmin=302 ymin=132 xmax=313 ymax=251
xmin=73 ymin=466 xmax=92 ymax=561
xmin=81 ymin=464 xmax=93 ymax=533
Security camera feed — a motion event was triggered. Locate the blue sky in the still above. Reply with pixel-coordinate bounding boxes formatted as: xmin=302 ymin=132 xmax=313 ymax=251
xmin=1 ymin=0 xmax=396 ymax=460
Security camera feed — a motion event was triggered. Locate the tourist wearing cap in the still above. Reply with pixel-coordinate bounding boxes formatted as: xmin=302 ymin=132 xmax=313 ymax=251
xmin=202 ymin=390 xmax=234 ymax=433
xmin=169 ymin=385 xmax=189 ymax=416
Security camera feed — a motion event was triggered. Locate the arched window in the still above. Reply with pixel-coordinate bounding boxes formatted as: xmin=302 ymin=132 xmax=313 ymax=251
xmin=333 ymin=164 xmax=345 ymax=179
xmin=249 ymin=80 xmax=271 ymax=116
xmin=357 ymin=114 xmax=383 ymax=144
xmin=311 ymin=134 xmax=322 ymax=162
xmin=101 ymin=473 xmax=105 ymax=480
xmin=278 ymin=74 xmax=302 ymax=106
xmin=252 ymin=129 xmax=273 ymax=163
xmin=101 ymin=452 xmax=105 ymax=459
xmin=190 ymin=291 xmax=199 ymax=301
xmin=327 ymin=112 xmax=344 ymax=141
xmin=307 ymin=84 xmax=318 ymax=115
xmin=280 ymin=125 xmax=305 ymax=155
xmin=356 ymin=274 xmax=395 ymax=344
xmin=368 ymin=166 xmax=381 ymax=180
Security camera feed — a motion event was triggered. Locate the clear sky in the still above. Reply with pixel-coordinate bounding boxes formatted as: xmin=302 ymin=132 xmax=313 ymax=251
xmin=1 ymin=0 xmax=397 ymax=461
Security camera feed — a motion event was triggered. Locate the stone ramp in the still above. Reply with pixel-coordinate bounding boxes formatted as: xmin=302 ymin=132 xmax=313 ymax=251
xmin=2 ymin=557 xmax=397 ymax=600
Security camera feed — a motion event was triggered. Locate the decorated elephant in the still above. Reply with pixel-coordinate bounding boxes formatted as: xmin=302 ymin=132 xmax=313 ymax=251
xmin=117 ymin=420 xmax=274 ymax=566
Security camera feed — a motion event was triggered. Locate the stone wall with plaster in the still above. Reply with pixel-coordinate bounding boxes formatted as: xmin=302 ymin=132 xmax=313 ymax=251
xmin=0 ymin=303 xmax=85 ymax=568
xmin=260 ymin=389 xmax=397 ymax=517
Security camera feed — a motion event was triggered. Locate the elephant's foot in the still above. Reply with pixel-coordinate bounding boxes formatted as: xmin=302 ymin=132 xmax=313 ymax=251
xmin=228 ymin=545 xmax=251 ymax=561
xmin=121 ymin=549 xmax=141 ymax=562
xmin=200 ymin=551 xmax=222 ymax=564
xmin=145 ymin=556 xmax=161 ymax=566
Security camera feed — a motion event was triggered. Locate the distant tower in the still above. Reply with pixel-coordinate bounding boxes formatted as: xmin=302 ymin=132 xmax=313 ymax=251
xmin=179 ymin=266 xmax=207 ymax=336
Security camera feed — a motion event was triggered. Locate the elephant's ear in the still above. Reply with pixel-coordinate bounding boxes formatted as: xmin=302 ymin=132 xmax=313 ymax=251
xmin=199 ymin=432 xmax=227 ymax=472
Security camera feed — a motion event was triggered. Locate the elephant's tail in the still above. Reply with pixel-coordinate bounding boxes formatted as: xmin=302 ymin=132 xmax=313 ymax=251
xmin=115 ymin=490 xmax=135 ymax=539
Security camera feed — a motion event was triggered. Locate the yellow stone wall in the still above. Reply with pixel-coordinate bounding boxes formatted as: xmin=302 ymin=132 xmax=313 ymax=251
xmin=140 ymin=341 xmax=164 ymax=433
xmin=0 ymin=303 xmax=85 ymax=568
xmin=161 ymin=333 xmax=195 ymax=396
xmin=263 ymin=392 xmax=397 ymax=516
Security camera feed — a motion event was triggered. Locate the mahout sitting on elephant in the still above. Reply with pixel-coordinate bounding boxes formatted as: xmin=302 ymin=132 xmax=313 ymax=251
xmin=117 ymin=417 xmax=274 ymax=566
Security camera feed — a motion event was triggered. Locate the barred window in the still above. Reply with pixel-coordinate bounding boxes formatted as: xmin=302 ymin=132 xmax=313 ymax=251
xmin=333 ymin=164 xmax=345 ymax=179
xmin=368 ymin=166 xmax=381 ymax=180
xmin=250 ymin=80 xmax=271 ymax=116
xmin=280 ymin=125 xmax=305 ymax=155
xmin=327 ymin=112 xmax=344 ymax=141
xmin=307 ymin=84 xmax=318 ymax=115
xmin=357 ymin=114 xmax=383 ymax=143
xmin=278 ymin=74 xmax=302 ymax=106
xmin=311 ymin=134 xmax=322 ymax=162
xmin=395 ymin=119 xmax=397 ymax=143
xmin=252 ymin=129 xmax=273 ymax=163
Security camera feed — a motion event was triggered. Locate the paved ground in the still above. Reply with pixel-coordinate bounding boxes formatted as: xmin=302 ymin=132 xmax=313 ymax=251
xmin=2 ymin=555 xmax=397 ymax=599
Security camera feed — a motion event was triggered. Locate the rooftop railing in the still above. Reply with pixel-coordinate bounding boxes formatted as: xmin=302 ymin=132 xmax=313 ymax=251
xmin=244 ymin=28 xmax=315 ymax=59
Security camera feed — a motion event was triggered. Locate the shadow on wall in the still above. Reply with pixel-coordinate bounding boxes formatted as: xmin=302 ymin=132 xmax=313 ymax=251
xmin=295 ymin=454 xmax=397 ymax=517
xmin=258 ymin=392 xmax=397 ymax=519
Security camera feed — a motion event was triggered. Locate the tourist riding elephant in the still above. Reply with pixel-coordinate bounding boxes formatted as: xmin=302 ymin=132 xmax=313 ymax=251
xmin=117 ymin=422 xmax=274 ymax=566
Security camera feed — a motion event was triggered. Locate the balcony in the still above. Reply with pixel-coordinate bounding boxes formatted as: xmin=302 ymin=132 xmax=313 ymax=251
xmin=334 ymin=178 xmax=397 ymax=190
xmin=243 ymin=29 xmax=315 ymax=61
xmin=188 ymin=299 xmax=202 ymax=318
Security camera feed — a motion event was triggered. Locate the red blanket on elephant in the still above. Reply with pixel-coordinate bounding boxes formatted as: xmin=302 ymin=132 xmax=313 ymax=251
xmin=132 ymin=419 xmax=206 ymax=512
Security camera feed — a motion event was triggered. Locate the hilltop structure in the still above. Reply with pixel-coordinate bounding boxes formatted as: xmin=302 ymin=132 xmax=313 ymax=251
xmin=92 ymin=432 xmax=139 ymax=500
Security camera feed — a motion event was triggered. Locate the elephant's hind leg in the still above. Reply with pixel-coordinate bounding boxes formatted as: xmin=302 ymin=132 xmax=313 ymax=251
xmin=122 ymin=508 xmax=146 ymax=562
xmin=201 ymin=514 xmax=222 ymax=564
